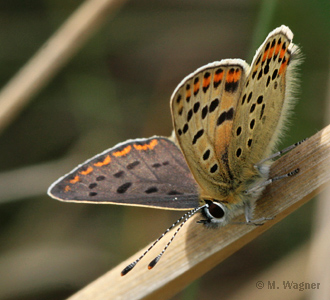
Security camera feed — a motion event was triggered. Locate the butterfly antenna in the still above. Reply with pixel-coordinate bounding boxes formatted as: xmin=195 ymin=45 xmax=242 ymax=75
xmin=121 ymin=205 xmax=207 ymax=276
xmin=121 ymin=208 xmax=193 ymax=276
xmin=148 ymin=205 xmax=207 ymax=271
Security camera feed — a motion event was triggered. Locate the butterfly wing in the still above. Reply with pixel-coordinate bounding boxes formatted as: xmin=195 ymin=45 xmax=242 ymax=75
xmin=48 ymin=137 xmax=199 ymax=210
xmin=228 ymin=25 xmax=300 ymax=180
xmin=170 ymin=60 xmax=249 ymax=200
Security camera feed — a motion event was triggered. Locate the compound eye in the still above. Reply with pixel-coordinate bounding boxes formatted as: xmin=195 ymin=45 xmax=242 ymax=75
xmin=208 ymin=202 xmax=225 ymax=219
xmin=203 ymin=200 xmax=226 ymax=222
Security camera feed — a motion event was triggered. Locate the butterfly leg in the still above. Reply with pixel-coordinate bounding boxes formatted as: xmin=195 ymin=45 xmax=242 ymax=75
xmin=256 ymin=138 xmax=307 ymax=166
xmin=248 ymin=168 xmax=300 ymax=196
xmin=229 ymin=200 xmax=273 ymax=226
xmin=243 ymin=200 xmax=274 ymax=226
xmin=240 ymin=166 xmax=300 ymax=226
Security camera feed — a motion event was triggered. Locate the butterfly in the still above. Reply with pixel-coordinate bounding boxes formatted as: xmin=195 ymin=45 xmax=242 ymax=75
xmin=48 ymin=25 xmax=302 ymax=275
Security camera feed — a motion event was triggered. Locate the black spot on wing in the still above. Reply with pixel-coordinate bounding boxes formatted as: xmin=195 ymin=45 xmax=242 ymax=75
xmin=187 ymin=109 xmax=193 ymax=122
xmin=250 ymin=119 xmax=255 ymax=129
xmin=114 ymin=171 xmax=124 ymax=178
xmin=260 ymin=104 xmax=265 ymax=119
xmin=225 ymin=80 xmax=239 ymax=93
xmin=247 ymin=92 xmax=253 ymax=103
xmin=202 ymin=105 xmax=208 ymax=119
xmin=193 ymin=102 xmax=200 ymax=113
xmin=272 ymin=69 xmax=278 ymax=80
xmin=145 ymin=187 xmax=158 ymax=194
xmin=257 ymin=69 xmax=263 ymax=80
xmin=257 ymin=95 xmax=263 ymax=104
xmin=217 ymin=107 xmax=234 ymax=126
xmin=210 ymin=164 xmax=218 ymax=173
xmin=226 ymin=107 xmax=234 ymax=120
xmin=127 ymin=161 xmax=140 ymax=170
xmin=203 ymin=149 xmax=210 ymax=160
xmin=241 ymin=94 xmax=246 ymax=105
xmin=264 ymin=64 xmax=269 ymax=74
xmin=209 ymin=98 xmax=219 ymax=113
xmin=89 ymin=183 xmax=97 ymax=189
xmin=217 ymin=112 xmax=226 ymax=126
xmin=183 ymin=123 xmax=189 ymax=134
xmin=192 ymin=129 xmax=204 ymax=145
xmin=117 ymin=182 xmax=132 ymax=194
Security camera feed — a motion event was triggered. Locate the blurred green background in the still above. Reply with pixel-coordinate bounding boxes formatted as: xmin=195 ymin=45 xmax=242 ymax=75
xmin=0 ymin=0 xmax=329 ymax=299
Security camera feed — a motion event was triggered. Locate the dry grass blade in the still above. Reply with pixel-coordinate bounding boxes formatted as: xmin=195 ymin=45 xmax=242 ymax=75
xmin=67 ymin=125 xmax=330 ymax=300
xmin=0 ymin=0 xmax=127 ymax=135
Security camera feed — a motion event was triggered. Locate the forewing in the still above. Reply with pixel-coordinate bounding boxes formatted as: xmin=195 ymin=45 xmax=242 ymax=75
xmin=48 ymin=137 xmax=199 ymax=210
xmin=171 ymin=61 xmax=248 ymax=199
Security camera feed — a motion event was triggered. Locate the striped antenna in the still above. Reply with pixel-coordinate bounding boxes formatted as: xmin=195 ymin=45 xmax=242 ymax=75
xmin=121 ymin=204 xmax=207 ymax=276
